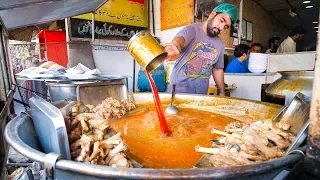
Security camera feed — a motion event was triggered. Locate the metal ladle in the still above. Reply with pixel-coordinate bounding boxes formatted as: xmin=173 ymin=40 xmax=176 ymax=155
xmin=165 ymin=84 xmax=179 ymax=115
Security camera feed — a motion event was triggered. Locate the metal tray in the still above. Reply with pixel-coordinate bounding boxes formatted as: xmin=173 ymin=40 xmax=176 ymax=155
xmin=77 ymin=82 xmax=129 ymax=106
xmin=28 ymin=94 xmax=71 ymax=160
xmin=273 ymin=92 xmax=310 ymax=135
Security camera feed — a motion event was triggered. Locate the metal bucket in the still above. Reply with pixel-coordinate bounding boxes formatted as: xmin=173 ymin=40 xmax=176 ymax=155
xmin=5 ymin=93 xmax=304 ymax=179
xmin=127 ymin=31 xmax=167 ymax=72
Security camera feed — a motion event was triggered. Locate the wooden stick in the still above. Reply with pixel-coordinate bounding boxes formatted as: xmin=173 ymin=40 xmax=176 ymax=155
xmin=211 ymin=128 xmax=229 ymax=136
xmin=195 ymin=145 xmax=219 ymax=154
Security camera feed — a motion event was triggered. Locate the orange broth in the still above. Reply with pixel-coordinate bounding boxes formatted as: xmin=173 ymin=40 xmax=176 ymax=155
xmin=109 ymin=107 xmax=237 ymax=169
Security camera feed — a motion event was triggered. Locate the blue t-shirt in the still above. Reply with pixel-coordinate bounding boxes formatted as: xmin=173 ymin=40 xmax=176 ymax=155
xmin=225 ymin=58 xmax=249 ymax=73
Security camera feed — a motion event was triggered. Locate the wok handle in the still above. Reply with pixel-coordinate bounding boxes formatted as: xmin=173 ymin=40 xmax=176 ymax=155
xmin=170 ymin=84 xmax=176 ymax=106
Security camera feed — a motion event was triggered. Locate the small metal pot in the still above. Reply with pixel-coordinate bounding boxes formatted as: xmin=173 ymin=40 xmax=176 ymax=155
xmin=127 ymin=30 xmax=167 ymax=72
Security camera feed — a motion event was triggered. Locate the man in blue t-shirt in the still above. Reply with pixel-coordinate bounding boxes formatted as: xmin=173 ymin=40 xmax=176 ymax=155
xmin=225 ymin=44 xmax=250 ymax=73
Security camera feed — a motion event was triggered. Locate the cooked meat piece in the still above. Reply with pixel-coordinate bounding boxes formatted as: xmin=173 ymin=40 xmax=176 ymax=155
xmin=209 ymin=154 xmax=240 ymax=167
xmin=90 ymin=141 xmax=103 ymax=161
xmin=97 ymin=156 xmax=107 ymax=165
xmin=250 ymin=124 xmax=291 ymax=149
xmin=105 ymin=142 xmax=127 ymax=164
xmin=94 ymin=97 xmax=136 ymax=120
xmin=76 ymin=147 xmax=90 ymax=162
xmin=63 ymin=98 xmax=134 ymax=167
xmin=225 ymin=132 xmax=243 ymax=144
xmin=64 ymin=115 xmax=72 ymax=133
xmin=80 ymin=119 xmax=89 ymax=132
xmin=86 ymin=104 xmax=95 ymax=110
xmin=237 ymin=150 xmax=266 ymax=161
xmin=88 ymin=118 xmax=109 ymax=131
xmin=211 ymin=128 xmax=229 ymax=136
xmin=107 ymin=132 xmax=122 ymax=141
xmin=242 ymin=130 xmax=283 ymax=159
xmin=202 ymin=119 xmax=296 ymax=167
xmin=72 ymin=106 xmax=79 ymax=113
xmin=276 ymin=121 xmax=291 ymax=131
xmin=225 ymin=122 xmax=246 ymax=133
xmin=76 ymin=113 xmax=96 ymax=122
xmin=68 ymin=128 xmax=81 ymax=143
xmin=212 ymin=128 xmax=243 ymax=145
xmin=70 ymin=139 xmax=81 ymax=151
xmin=195 ymin=145 xmax=219 ymax=154
xmin=78 ymin=105 xmax=89 ymax=113
xmin=109 ymin=152 xmax=133 ymax=168
xmin=71 ymin=149 xmax=82 ymax=159
xmin=93 ymin=129 xmax=105 ymax=141
xmin=256 ymin=120 xmax=295 ymax=142
xmin=71 ymin=118 xmax=80 ymax=128
xmin=80 ymin=134 xmax=94 ymax=151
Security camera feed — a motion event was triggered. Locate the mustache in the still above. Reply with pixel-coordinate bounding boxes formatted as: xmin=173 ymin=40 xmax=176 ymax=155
xmin=212 ymin=27 xmax=220 ymax=33
xmin=210 ymin=27 xmax=220 ymax=34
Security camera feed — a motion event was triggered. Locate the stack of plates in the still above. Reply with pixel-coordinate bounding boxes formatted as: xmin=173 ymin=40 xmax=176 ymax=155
xmin=248 ymin=53 xmax=269 ymax=73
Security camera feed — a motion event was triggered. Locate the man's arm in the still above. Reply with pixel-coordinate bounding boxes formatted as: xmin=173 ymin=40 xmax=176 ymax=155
xmin=212 ymin=68 xmax=225 ymax=96
xmin=164 ymin=36 xmax=186 ymax=61
xmin=164 ymin=25 xmax=196 ymax=61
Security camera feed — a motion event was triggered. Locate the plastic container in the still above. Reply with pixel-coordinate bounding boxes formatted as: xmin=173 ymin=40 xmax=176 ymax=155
xmin=138 ymin=64 xmax=166 ymax=92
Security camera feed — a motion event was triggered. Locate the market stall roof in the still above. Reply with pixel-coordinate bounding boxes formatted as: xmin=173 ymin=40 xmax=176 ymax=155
xmin=0 ymin=0 xmax=107 ymax=30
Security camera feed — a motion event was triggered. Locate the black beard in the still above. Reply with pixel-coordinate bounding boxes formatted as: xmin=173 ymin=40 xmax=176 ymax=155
xmin=206 ymin=17 xmax=220 ymax=37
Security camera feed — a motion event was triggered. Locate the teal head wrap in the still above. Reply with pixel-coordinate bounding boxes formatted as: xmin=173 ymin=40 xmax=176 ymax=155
xmin=214 ymin=3 xmax=239 ymax=24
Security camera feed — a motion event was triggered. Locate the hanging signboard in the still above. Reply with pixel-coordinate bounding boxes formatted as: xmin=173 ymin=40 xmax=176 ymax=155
xmin=70 ymin=18 xmax=146 ymax=41
xmin=74 ymin=0 xmax=148 ymax=28
xmin=161 ymin=0 xmax=194 ymax=30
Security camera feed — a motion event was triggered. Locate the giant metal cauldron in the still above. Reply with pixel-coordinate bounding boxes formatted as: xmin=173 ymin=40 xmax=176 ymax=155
xmin=5 ymin=93 xmax=303 ymax=179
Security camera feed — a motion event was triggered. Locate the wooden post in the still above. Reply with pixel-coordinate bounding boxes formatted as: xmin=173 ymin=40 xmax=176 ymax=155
xmin=306 ymin=14 xmax=320 ymax=177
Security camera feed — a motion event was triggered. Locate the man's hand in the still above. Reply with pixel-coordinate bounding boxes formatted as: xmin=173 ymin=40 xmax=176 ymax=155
xmin=164 ymin=43 xmax=180 ymax=61
xmin=164 ymin=36 xmax=185 ymax=61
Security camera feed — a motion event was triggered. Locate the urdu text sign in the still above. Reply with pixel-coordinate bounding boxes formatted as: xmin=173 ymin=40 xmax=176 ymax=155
xmin=161 ymin=0 xmax=194 ymax=30
xmin=74 ymin=0 xmax=148 ymax=28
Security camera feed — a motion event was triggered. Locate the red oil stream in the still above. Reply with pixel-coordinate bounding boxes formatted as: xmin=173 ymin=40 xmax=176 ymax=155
xmin=145 ymin=70 xmax=169 ymax=135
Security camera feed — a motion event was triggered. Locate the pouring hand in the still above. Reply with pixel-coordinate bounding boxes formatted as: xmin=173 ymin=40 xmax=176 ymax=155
xmin=164 ymin=43 xmax=181 ymax=61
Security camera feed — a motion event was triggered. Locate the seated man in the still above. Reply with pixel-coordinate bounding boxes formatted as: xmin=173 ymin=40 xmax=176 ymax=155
xmin=225 ymin=44 xmax=250 ymax=73
xmin=250 ymin=43 xmax=263 ymax=53
xmin=244 ymin=42 xmax=264 ymax=69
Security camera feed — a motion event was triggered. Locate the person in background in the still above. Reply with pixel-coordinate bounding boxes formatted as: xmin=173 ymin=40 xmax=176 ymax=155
xmin=164 ymin=3 xmax=238 ymax=95
xmin=225 ymin=44 xmax=250 ymax=73
xmin=243 ymin=43 xmax=263 ymax=70
xmin=277 ymin=26 xmax=305 ymax=53
xmin=265 ymin=36 xmax=280 ymax=53
xmin=250 ymin=43 xmax=263 ymax=53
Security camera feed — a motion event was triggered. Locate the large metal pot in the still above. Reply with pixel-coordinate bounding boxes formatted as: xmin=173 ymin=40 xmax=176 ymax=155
xmin=265 ymin=71 xmax=314 ymax=99
xmin=5 ymin=93 xmax=303 ymax=179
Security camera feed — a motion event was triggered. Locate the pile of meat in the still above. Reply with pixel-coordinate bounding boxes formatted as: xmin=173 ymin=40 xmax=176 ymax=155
xmin=61 ymin=97 xmax=136 ymax=167
xmin=195 ymin=120 xmax=295 ymax=167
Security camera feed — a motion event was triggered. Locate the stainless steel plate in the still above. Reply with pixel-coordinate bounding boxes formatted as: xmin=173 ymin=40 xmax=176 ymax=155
xmin=29 ymin=94 xmax=71 ymax=160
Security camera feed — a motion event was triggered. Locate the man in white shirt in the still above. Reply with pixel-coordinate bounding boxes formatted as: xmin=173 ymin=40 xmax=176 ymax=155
xmin=265 ymin=36 xmax=280 ymax=53
xmin=277 ymin=26 xmax=305 ymax=53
